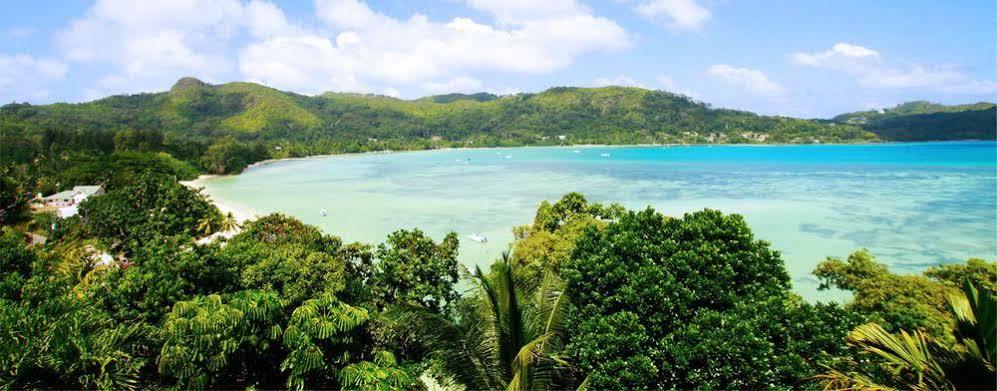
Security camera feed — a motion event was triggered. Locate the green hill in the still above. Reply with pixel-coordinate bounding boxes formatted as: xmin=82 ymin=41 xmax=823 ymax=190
xmin=831 ymin=101 xmax=996 ymax=141
xmin=2 ymin=77 xmax=990 ymax=178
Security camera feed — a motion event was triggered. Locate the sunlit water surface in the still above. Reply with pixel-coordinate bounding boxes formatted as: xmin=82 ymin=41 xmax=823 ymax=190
xmin=197 ymin=142 xmax=997 ymax=301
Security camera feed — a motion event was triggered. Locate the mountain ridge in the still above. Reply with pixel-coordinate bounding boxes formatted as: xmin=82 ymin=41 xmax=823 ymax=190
xmin=2 ymin=77 xmax=993 ymax=176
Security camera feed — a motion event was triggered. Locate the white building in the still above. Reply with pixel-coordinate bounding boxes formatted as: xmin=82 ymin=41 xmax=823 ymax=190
xmin=37 ymin=185 xmax=104 ymax=217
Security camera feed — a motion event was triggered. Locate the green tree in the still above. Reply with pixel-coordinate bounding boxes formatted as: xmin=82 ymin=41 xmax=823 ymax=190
xmin=0 ymin=228 xmax=35 ymax=300
xmin=820 ymin=282 xmax=996 ymax=390
xmin=813 ymin=251 xmax=995 ymax=338
xmin=79 ymin=171 xmax=219 ymax=253
xmin=338 ymin=350 xmax=418 ymax=390
xmin=564 ymin=208 xmax=857 ymax=389
xmin=925 ymin=258 xmax=997 ymax=291
xmin=1 ymin=274 xmax=150 ymax=390
xmin=158 ymin=290 xmax=285 ymax=389
xmin=369 ymin=229 xmax=460 ymax=313
xmin=281 ymin=293 xmax=372 ymax=390
xmin=0 ymin=172 xmax=31 ymax=226
xmin=389 ymin=254 xmax=577 ymax=390
xmin=510 ymin=193 xmax=623 ymax=288
xmin=85 ymin=235 xmax=237 ymax=324
xmin=200 ymin=137 xmax=259 ymax=175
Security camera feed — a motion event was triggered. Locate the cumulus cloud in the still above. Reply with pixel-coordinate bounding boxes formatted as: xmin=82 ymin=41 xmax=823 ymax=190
xmin=241 ymin=0 xmax=629 ymax=95
xmin=0 ymin=54 xmax=67 ymax=102
xmin=791 ymin=42 xmax=996 ymax=94
xmin=706 ymin=64 xmax=784 ymax=96
xmin=421 ymin=76 xmax=484 ymax=94
xmin=52 ymin=0 xmax=629 ymax=98
xmin=56 ymin=0 xmax=257 ymax=97
xmin=631 ymin=0 xmax=711 ymax=31
xmin=592 ymin=75 xmax=647 ymax=88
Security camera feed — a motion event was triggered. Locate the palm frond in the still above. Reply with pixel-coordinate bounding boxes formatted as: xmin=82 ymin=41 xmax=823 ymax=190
xmin=846 ymin=323 xmax=950 ymax=390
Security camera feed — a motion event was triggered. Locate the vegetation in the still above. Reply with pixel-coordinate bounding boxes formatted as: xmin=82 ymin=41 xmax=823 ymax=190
xmin=2 ymin=78 xmax=887 ymax=185
xmin=0 ymin=158 xmax=994 ymax=390
xmin=830 ymin=101 xmax=997 ymax=141
xmin=819 ymin=281 xmax=995 ymax=389
xmin=814 ymin=250 xmax=995 ymax=339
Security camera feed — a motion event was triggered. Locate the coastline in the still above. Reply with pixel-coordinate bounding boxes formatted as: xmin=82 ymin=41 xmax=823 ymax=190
xmin=182 ymin=139 xmax=994 ymax=225
xmin=223 ymin=139 xmax=992 ymax=175
xmin=180 ymin=176 xmax=258 ymax=223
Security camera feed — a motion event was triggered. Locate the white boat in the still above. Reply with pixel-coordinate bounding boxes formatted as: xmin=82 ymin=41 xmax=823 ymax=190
xmin=320 ymin=209 xmax=328 ymax=216
xmin=573 ymin=149 xmax=581 ymax=153
xmin=600 ymin=153 xmax=611 ymax=157
xmin=467 ymin=233 xmax=488 ymax=243
xmin=504 ymin=155 xmax=512 ymax=159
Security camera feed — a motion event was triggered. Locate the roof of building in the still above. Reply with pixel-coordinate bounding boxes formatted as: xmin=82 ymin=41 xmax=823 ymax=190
xmin=42 ymin=190 xmax=78 ymax=201
xmin=41 ymin=185 xmax=103 ymax=201
xmin=73 ymin=185 xmax=103 ymax=196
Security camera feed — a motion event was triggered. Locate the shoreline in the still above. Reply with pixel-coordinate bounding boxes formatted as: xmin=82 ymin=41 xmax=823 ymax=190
xmin=181 ymin=139 xmax=993 ymax=224
xmin=219 ymin=139 xmax=993 ymax=177
xmin=180 ymin=176 xmax=259 ymax=223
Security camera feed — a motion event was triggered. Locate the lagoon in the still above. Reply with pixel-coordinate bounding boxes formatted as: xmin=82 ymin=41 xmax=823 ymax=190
xmin=196 ymin=141 xmax=997 ymax=301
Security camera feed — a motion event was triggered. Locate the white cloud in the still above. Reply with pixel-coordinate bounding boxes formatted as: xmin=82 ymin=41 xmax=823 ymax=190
xmin=239 ymin=0 xmax=629 ymax=96
xmin=632 ymin=0 xmax=711 ymax=31
xmin=56 ymin=0 xmax=251 ymax=97
xmin=50 ymin=0 xmax=630 ymax=99
xmin=791 ymin=42 xmax=879 ymax=67
xmin=791 ymin=42 xmax=996 ymax=94
xmin=656 ymin=75 xmax=700 ymax=99
xmin=592 ymin=75 xmax=646 ymax=88
xmin=421 ymin=76 xmax=484 ymax=94
xmin=707 ymin=64 xmax=784 ymax=96
xmin=465 ymin=0 xmax=587 ymax=24
xmin=0 ymin=54 xmax=68 ymax=102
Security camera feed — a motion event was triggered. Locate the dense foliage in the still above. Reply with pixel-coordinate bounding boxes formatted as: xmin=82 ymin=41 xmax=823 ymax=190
xmin=1 ymin=162 xmax=994 ymax=390
xmin=814 ymin=250 xmax=996 ymax=339
xmin=830 ymin=100 xmax=996 ymax=141
xmin=562 ymin=207 xmax=862 ymax=389
xmin=2 ymin=78 xmax=887 ymax=185
xmin=79 ymin=172 xmax=218 ymax=254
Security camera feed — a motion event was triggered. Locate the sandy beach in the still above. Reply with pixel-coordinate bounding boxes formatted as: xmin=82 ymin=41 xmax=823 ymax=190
xmin=180 ymin=175 xmax=258 ymax=223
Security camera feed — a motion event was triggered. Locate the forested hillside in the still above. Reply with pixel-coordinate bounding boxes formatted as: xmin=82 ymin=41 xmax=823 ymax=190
xmin=831 ymin=101 xmax=996 ymax=141
xmin=1 ymin=78 xmax=990 ymax=194
xmin=1 ymin=78 xmax=873 ymax=170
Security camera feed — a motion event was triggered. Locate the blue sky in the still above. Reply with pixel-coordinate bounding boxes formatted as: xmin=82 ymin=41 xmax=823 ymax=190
xmin=1 ymin=0 xmax=993 ymax=117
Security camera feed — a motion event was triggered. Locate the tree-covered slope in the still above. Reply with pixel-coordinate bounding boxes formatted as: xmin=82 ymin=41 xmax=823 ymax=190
xmin=832 ymin=101 xmax=996 ymax=141
xmin=3 ymin=77 xmax=877 ymax=148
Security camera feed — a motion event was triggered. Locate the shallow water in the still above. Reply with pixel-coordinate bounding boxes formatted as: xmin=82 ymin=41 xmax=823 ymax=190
xmin=197 ymin=141 xmax=997 ymax=301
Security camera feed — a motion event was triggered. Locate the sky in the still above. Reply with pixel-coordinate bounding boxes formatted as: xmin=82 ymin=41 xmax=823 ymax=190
xmin=1 ymin=0 xmax=994 ymax=118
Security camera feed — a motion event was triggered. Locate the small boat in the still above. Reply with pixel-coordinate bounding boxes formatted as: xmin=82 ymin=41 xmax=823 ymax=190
xmin=320 ymin=209 xmax=328 ymax=216
xmin=573 ymin=149 xmax=581 ymax=153
xmin=467 ymin=233 xmax=488 ymax=243
xmin=504 ymin=155 xmax=512 ymax=159
xmin=600 ymin=153 xmax=611 ymax=157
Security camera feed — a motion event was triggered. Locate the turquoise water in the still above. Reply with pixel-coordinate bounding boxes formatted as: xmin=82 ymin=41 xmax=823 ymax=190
xmin=197 ymin=141 xmax=997 ymax=301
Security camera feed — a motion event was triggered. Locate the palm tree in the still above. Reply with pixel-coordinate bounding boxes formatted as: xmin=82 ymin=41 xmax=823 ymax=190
xmin=218 ymin=212 xmax=239 ymax=233
xmin=818 ymin=282 xmax=995 ymax=390
xmin=196 ymin=216 xmax=217 ymax=236
xmin=388 ymin=252 xmax=577 ymax=390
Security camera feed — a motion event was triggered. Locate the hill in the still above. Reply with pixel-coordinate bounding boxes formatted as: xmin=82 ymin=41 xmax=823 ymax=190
xmin=2 ymin=77 xmax=876 ymax=147
xmin=831 ymin=101 xmax=996 ymax=141
xmin=1 ymin=77 xmax=989 ymax=180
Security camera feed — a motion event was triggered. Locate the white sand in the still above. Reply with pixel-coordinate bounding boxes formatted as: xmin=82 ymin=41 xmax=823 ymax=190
xmin=181 ymin=175 xmax=258 ymax=223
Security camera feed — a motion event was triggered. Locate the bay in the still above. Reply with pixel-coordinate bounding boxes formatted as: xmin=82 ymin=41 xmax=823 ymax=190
xmin=196 ymin=141 xmax=997 ymax=301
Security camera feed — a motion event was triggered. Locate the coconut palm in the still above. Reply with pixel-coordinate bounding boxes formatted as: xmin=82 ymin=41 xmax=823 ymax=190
xmin=388 ymin=252 xmax=577 ymax=390
xmin=218 ymin=212 xmax=240 ymax=233
xmin=196 ymin=216 xmax=217 ymax=236
xmin=819 ymin=281 xmax=995 ymax=390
